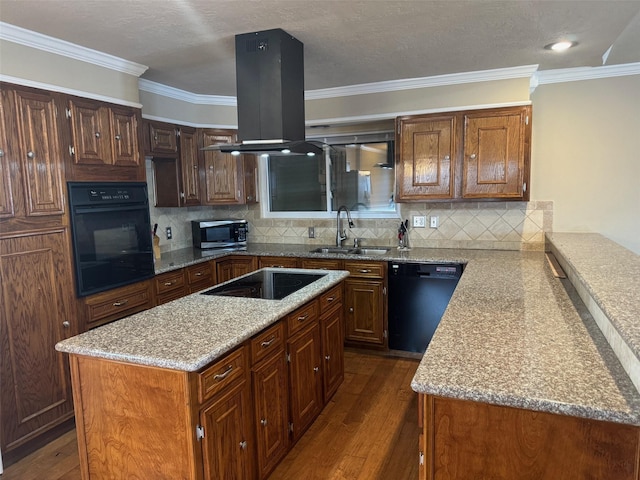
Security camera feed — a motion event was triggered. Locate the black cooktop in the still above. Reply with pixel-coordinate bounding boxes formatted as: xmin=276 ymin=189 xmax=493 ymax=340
xmin=202 ymin=270 xmax=326 ymax=300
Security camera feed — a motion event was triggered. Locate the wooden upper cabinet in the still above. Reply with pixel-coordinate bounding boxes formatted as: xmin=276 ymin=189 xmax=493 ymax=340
xmin=0 ymin=93 xmax=14 ymax=218
xmin=395 ymin=105 xmax=531 ymax=202
xmin=66 ymin=96 xmax=144 ymax=181
xmin=179 ymin=126 xmax=200 ymax=206
xmin=396 ymin=114 xmax=456 ymax=201
xmin=144 ymin=120 xmax=178 ymax=156
xmin=2 ymin=86 xmax=65 ymax=223
xmin=463 ymin=106 xmax=530 ymax=199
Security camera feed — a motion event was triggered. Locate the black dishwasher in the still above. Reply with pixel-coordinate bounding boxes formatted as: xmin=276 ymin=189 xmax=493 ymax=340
xmin=388 ymin=262 xmax=463 ymax=353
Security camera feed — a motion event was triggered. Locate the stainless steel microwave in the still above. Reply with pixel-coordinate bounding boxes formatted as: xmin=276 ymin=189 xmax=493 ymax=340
xmin=192 ymin=219 xmax=248 ymax=249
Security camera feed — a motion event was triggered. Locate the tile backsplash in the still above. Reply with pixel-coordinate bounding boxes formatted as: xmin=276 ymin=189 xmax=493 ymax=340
xmin=147 ymin=160 xmax=552 ymax=253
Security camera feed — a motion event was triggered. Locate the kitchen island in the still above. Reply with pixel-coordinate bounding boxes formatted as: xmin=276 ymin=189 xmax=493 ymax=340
xmin=56 ymin=268 xmax=348 ymax=479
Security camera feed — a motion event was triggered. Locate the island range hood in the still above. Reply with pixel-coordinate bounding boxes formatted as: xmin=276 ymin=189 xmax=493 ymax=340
xmin=203 ymin=28 xmax=323 ymax=156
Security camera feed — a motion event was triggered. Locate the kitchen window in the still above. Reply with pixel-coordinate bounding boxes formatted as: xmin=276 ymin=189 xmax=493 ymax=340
xmin=259 ymin=135 xmax=398 ymax=218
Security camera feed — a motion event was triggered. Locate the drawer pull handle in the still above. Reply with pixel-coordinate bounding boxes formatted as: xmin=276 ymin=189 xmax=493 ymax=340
xmin=261 ymin=336 xmax=276 ymax=348
xmin=113 ymin=300 xmax=128 ymax=307
xmin=298 ymin=314 xmax=309 ymax=322
xmin=164 ymin=281 xmax=174 ymax=286
xmin=195 ymin=272 xmax=203 ymax=276
xmin=326 ymin=296 xmax=335 ymax=302
xmin=358 ymin=269 xmax=372 ymax=273
xmin=214 ymin=365 xmax=233 ymax=381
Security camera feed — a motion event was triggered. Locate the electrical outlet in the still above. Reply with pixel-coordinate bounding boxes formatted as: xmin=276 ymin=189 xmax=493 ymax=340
xmin=165 ymin=226 xmax=172 ymax=240
xmin=413 ymin=215 xmax=426 ymax=228
xmin=430 ymin=216 xmax=439 ymax=228
xmin=308 ymin=226 xmax=315 ymax=238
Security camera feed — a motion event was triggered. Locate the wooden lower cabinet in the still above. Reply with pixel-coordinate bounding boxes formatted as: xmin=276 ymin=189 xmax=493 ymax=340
xmin=200 ymin=380 xmax=255 ymax=480
xmin=0 ymin=228 xmax=77 ymax=459
xmin=344 ymin=261 xmax=387 ymax=349
xmin=258 ymin=255 xmax=300 ymax=269
xmin=83 ymin=279 xmax=154 ymax=329
xmin=419 ymin=394 xmax=640 ymax=480
xmin=320 ymin=302 xmax=344 ymax=402
xmin=216 ymin=255 xmax=257 ymax=283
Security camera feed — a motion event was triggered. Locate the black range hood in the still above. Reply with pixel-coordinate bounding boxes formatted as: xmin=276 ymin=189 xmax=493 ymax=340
xmin=203 ymin=28 xmax=323 ymax=156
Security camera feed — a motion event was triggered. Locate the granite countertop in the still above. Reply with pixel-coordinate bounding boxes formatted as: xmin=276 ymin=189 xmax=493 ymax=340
xmin=59 ymin=236 xmax=640 ymax=426
xmin=56 ymin=268 xmax=349 ymax=371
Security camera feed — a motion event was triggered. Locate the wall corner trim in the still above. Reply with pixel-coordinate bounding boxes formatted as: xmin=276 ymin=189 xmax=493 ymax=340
xmin=534 ymin=62 xmax=640 ymax=86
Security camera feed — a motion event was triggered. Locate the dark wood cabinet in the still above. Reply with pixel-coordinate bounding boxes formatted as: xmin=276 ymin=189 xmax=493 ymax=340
xmin=0 ymin=229 xmax=76 ymax=457
xmin=143 ymin=119 xmax=178 ymax=156
xmin=251 ymin=322 xmax=289 ymax=479
xmin=66 ymin=97 xmax=144 ymax=181
xmin=319 ymin=285 xmax=344 ymax=402
xmin=0 ymin=85 xmax=65 ymax=233
xmin=396 ymin=105 xmax=531 ymax=201
xmin=286 ymin=303 xmax=323 ymax=443
xmin=343 ymin=261 xmax=387 ymax=349
xmin=83 ymin=280 xmax=154 ymax=330
xmin=216 ymin=256 xmax=257 ymax=283
xmin=200 ymin=129 xmax=258 ymax=205
xmin=185 ymin=261 xmax=216 ymax=293
xmin=179 ymin=126 xmax=200 ymax=206
xmin=258 ymin=256 xmax=300 ymax=269
xmin=153 ymin=269 xmax=188 ymax=305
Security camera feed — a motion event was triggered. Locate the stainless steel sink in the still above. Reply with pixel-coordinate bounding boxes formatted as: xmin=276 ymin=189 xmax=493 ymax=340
xmin=309 ymin=246 xmax=391 ymax=255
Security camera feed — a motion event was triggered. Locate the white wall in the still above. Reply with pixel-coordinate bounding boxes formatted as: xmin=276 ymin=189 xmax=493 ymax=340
xmin=531 ymin=75 xmax=640 ymax=254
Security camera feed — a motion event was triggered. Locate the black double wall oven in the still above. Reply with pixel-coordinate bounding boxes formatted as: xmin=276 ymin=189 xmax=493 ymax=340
xmin=68 ymin=182 xmax=155 ymax=297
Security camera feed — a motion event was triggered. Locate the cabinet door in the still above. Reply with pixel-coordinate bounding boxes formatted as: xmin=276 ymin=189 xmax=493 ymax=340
xmin=463 ymin=107 xmax=529 ymax=199
xmin=216 ymin=256 xmax=257 ymax=283
xmin=147 ymin=121 xmax=178 ymax=155
xmin=288 ymin=325 xmax=323 ymax=442
xmin=68 ymin=98 xmax=111 ymax=165
xmin=243 ymin=155 xmax=258 ymax=204
xmin=12 ymin=88 xmax=65 ymax=217
xmin=396 ymin=115 xmax=456 ymax=200
xmin=252 ymin=352 xmax=290 ymax=479
xmin=0 ymin=229 xmax=76 ymax=453
xmin=321 ymin=304 xmax=344 ymax=402
xmin=344 ymin=278 xmax=385 ymax=346
xmin=179 ymin=127 xmax=200 ymax=206
xmin=201 ymin=131 xmax=244 ymax=204
xmin=0 ymin=93 xmax=14 ymax=218
xmin=110 ymin=106 xmax=140 ymax=167
xmin=200 ymin=381 xmax=254 ymax=480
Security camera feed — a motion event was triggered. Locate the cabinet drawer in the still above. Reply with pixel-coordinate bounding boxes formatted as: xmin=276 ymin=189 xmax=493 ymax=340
xmin=85 ymin=281 xmax=153 ymax=327
xmin=198 ymin=346 xmax=247 ymax=404
xmin=259 ymin=256 xmax=299 ymax=269
xmin=344 ymin=261 xmax=385 ymax=279
xmin=300 ymin=258 xmax=343 ymax=270
xmin=154 ymin=270 xmax=187 ymax=295
xmin=319 ymin=284 xmax=343 ymax=314
xmin=185 ymin=262 xmax=214 ymax=286
xmin=250 ymin=321 xmax=285 ymax=366
xmin=287 ymin=301 xmax=319 ymax=337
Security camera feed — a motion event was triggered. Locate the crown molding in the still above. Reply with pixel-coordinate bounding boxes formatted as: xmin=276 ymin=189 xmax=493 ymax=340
xmin=138 ymin=79 xmax=236 ymax=106
xmin=141 ymin=113 xmax=236 ymax=129
xmin=0 ymin=74 xmax=143 ymax=108
xmin=533 ymin=62 xmax=640 ymax=87
xmin=305 ymin=65 xmax=539 ymax=100
xmin=0 ymin=22 xmax=148 ymax=77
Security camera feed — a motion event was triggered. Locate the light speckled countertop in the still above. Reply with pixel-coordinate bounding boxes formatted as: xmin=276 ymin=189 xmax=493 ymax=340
xmin=58 ymin=237 xmax=640 ymax=426
xmin=56 ymin=268 xmax=348 ymax=371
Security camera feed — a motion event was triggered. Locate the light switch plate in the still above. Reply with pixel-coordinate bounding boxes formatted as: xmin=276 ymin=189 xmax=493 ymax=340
xmin=430 ymin=216 xmax=439 ymax=228
xmin=413 ymin=216 xmax=426 ymax=228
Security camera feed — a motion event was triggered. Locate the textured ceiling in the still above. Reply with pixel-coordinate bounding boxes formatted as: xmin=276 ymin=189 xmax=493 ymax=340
xmin=1 ymin=0 xmax=639 ymax=96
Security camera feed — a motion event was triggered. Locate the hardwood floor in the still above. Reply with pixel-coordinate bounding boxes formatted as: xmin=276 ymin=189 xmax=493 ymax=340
xmin=1 ymin=351 xmax=420 ymax=480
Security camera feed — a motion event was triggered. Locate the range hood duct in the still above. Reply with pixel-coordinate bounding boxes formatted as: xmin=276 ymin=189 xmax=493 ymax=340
xmin=204 ymin=28 xmax=323 ymax=156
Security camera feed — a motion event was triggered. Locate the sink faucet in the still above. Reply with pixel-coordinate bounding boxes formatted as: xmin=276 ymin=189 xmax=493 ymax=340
xmin=336 ymin=205 xmax=355 ymax=247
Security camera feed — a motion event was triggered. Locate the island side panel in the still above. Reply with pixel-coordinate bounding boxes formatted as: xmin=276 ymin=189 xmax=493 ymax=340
xmin=69 ymin=354 xmax=200 ymax=480
xmin=422 ymin=395 xmax=640 ymax=480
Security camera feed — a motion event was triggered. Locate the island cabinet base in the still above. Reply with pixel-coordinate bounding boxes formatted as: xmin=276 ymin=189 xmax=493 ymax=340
xmin=69 ymin=355 xmax=203 ymax=479
xmin=418 ymin=394 xmax=640 ymax=480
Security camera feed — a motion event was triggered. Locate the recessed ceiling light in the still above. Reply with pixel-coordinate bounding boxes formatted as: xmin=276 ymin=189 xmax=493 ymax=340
xmin=545 ymin=41 xmax=577 ymax=52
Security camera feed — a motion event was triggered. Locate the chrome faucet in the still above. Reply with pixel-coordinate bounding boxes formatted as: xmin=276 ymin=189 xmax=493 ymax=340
xmin=336 ymin=205 xmax=355 ymax=247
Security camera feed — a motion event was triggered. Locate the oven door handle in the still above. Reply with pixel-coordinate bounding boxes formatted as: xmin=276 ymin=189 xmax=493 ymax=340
xmin=73 ymin=204 xmax=148 ymax=214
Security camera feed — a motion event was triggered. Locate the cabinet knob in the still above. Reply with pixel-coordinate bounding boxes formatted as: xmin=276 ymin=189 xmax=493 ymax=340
xmin=193 ymin=165 xmax=198 ymax=169
xmin=444 ymin=155 xmax=450 ymax=160
xmin=27 ymin=151 xmax=35 ymax=159
xmin=95 ymin=132 xmax=101 ymax=138
xmin=260 ymin=418 xmax=267 ymax=426
xmin=313 ymin=366 xmax=319 ymax=373
xmin=325 ymin=355 xmax=331 ymax=361
xmin=0 ymin=149 xmax=4 ymax=157
xmin=62 ymin=321 xmax=70 ymax=329
xmin=239 ymin=440 xmax=247 ymax=450
xmin=469 ymin=153 xmax=477 ymax=159
xmin=349 ymin=307 xmax=354 ymax=313
xmin=115 ymin=134 xmax=121 ymax=141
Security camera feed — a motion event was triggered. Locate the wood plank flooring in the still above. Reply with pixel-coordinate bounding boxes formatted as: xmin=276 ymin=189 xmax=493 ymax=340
xmin=2 ymin=351 xmax=420 ymax=480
